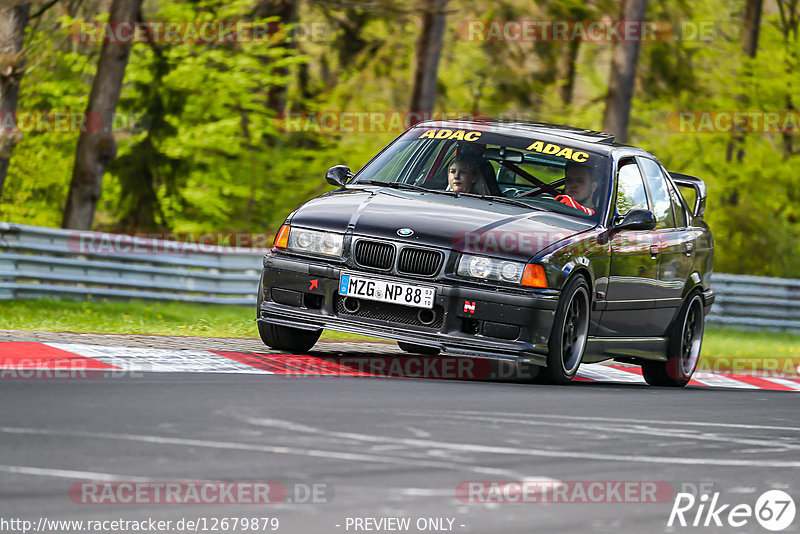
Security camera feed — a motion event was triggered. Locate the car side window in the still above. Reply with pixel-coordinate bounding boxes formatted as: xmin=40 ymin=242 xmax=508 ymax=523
xmin=615 ymin=159 xmax=649 ymax=215
xmin=639 ymin=157 xmax=675 ymax=229
xmin=666 ymin=178 xmax=688 ymax=227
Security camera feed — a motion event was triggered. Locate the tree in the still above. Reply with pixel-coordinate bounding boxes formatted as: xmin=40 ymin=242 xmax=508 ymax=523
xmin=742 ymin=0 xmax=763 ymax=56
xmin=601 ymin=0 xmax=648 ymax=142
xmin=776 ymin=0 xmax=799 ymax=158
xmin=409 ymin=0 xmax=448 ymax=115
xmin=726 ymin=0 xmax=762 ymax=163
xmin=62 ymin=0 xmax=142 ymax=230
xmin=0 ymin=1 xmax=31 ymax=201
xmin=252 ymin=0 xmax=296 ymax=112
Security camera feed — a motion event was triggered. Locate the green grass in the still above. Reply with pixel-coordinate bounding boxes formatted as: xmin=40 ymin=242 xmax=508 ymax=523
xmin=1 ymin=299 xmax=799 ymax=374
xmin=0 ymin=298 xmax=374 ymax=341
xmin=698 ymin=326 xmax=800 ymax=375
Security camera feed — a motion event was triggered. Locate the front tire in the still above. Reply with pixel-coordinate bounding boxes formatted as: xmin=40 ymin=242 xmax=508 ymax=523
xmin=542 ymin=275 xmax=590 ymax=384
xmin=258 ymin=321 xmax=321 ymax=353
xmin=642 ymin=292 xmax=704 ymax=387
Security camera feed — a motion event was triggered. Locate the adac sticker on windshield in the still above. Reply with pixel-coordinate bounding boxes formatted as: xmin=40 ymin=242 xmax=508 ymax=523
xmin=526 ymin=141 xmax=589 ymax=162
xmin=419 ymin=129 xmax=482 ymax=141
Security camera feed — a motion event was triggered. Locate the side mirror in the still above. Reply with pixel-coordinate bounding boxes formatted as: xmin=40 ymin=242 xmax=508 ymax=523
xmin=325 ymin=165 xmax=353 ymax=187
xmin=614 ymin=209 xmax=657 ymax=231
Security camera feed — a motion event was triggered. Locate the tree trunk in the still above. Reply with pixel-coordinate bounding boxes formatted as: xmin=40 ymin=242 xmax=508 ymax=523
xmin=62 ymin=0 xmax=141 ymax=230
xmin=560 ymin=39 xmax=581 ymax=106
xmin=742 ymin=0 xmax=763 ymax=56
xmin=776 ymin=0 xmax=798 ymax=158
xmin=726 ymin=0 xmax=763 ymax=163
xmin=409 ymin=0 xmax=448 ymax=117
xmin=601 ymin=0 xmax=648 ymax=143
xmin=252 ymin=0 xmax=296 ymax=113
xmin=0 ymin=1 xmax=31 ymax=201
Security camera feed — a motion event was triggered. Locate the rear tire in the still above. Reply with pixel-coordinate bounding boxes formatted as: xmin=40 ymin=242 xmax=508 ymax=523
xmin=642 ymin=292 xmax=704 ymax=387
xmin=258 ymin=321 xmax=321 ymax=353
xmin=397 ymin=342 xmax=441 ymax=355
xmin=541 ymin=275 xmax=590 ymax=384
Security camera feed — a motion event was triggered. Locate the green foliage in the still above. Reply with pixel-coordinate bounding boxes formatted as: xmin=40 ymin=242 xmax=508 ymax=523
xmin=0 ymin=14 xmax=98 ymax=226
xmin=2 ymin=0 xmax=800 ymax=275
xmin=106 ymin=0 xmax=317 ymax=233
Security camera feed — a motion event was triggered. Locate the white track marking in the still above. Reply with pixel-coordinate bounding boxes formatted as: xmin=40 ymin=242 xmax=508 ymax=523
xmin=691 ymin=372 xmax=760 ymax=389
xmin=434 ymin=412 xmax=800 ymax=452
xmin=220 ymin=417 xmax=800 ymax=468
xmin=435 ymin=410 xmax=800 ymax=433
xmin=576 ymin=366 xmax=646 ymax=383
xmin=44 ymin=343 xmax=271 ymax=374
xmin=405 ymin=426 xmax=432 ymax=439
xmin=0 ymin=426 xmax=546 ymax=477
xmin=760 ymin=377 xmax=800 ymax=391
xmin=7 ymin=342 xmax=795 ymax=392
xmin=0 ymin=464 xmax=151 ymax=482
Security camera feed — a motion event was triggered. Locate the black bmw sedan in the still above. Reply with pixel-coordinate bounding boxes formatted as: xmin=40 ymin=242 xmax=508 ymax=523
xmin=256 ymin=118 xmax=714 ymax=387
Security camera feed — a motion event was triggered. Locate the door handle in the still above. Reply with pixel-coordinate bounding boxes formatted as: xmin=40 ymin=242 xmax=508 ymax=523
xmin=685 ymin=242 xmax=694 ymax=256
xmin=650 ymin=244 xmax=660 ymax=257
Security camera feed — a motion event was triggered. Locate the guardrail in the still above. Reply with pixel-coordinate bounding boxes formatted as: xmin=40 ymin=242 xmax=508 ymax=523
xmin=0 ymin=222 xmax=264 ymax=305
xmin=1 ymin=222 xmax=799 ymax=330
xmin=706 ymin=273 xmax=800 ymax=331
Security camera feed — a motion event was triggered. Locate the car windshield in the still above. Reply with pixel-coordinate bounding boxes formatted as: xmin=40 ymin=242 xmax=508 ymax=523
xmin=353 ymin=126 xmax=611 ymax=220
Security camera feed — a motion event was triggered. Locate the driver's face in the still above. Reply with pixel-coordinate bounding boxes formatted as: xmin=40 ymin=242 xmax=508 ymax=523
xmin=565 ymin=167 xmax=598 ymax=206
xmin=448 ymin=161 xmax=479 ymax=193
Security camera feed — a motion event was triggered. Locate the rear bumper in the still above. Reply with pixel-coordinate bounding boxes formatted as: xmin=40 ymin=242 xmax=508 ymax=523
xmin=257 ymin=253 xmax=559 ymax=365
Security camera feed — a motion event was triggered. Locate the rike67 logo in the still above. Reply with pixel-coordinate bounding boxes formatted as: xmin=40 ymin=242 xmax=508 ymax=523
xmin=668 ymin=489 xmax=796 ymax=531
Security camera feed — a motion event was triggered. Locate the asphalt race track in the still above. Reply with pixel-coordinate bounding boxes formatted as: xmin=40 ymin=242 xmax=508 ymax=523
xmin=1 ymin=334 xmax=799 ymax=534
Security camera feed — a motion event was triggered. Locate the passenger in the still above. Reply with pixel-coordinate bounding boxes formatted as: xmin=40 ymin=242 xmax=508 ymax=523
xmin=446 ymin=154 xmax=495 ymax=195
xmin=556 ymin=161 xmax=602 ymax=215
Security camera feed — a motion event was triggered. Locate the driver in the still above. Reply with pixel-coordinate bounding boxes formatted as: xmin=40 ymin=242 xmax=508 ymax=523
xmin=555 ymin=161 xmax=602 ymax=215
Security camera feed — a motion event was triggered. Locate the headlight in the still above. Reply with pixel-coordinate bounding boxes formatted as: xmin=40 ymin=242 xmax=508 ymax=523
xmin=287 ymin=228 xmax=344 ymax=257
xmin=467 ymin=256 xmax=493 ymax=278
xmin=457 ymin=254 xmax=526 ymax=284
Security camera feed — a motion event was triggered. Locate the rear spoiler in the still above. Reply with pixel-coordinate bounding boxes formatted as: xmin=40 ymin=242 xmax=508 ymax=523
xmin=669 ymin=172 xmax=706 ymax=217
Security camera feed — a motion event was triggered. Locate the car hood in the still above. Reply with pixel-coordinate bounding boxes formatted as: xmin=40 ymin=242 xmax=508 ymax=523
xmin=288 ymin=187 xmax=594 ymax=260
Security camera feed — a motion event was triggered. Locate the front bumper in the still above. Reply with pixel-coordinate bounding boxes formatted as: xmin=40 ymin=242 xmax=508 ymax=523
xmin=257 ymin=254 xmax=559 ymax=365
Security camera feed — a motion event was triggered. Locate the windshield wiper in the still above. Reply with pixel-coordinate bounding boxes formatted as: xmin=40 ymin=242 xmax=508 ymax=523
xmin=460 ymin=193 xmax=543 ymax=211
xmin=355 ymin=180 xmax=427 ymax=192
xmin=356 ymin=180 xmax=463 ymax=197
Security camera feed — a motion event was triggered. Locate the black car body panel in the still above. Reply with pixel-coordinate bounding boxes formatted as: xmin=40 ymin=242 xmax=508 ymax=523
xmin=257 ymin=118 xmax=714 ymax=372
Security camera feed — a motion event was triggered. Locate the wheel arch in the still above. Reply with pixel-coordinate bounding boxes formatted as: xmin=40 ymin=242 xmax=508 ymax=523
xmin=682 ymin=271 xmax=706 ymax=299
xmin=560 ymin=266 xmax=594 ymax=305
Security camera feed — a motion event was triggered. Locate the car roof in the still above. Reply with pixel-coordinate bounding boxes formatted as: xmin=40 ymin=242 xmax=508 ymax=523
xmin=413 ymin=117 xmax=644 ymax=157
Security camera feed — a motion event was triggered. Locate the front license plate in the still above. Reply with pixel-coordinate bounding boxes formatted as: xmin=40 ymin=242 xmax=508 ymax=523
xmin=339 ymin=274 xmax=435 ymax=309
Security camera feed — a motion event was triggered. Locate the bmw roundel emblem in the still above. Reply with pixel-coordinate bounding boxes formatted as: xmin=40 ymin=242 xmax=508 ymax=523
xmin=397 ymin=228 xmax=414 ymax=237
